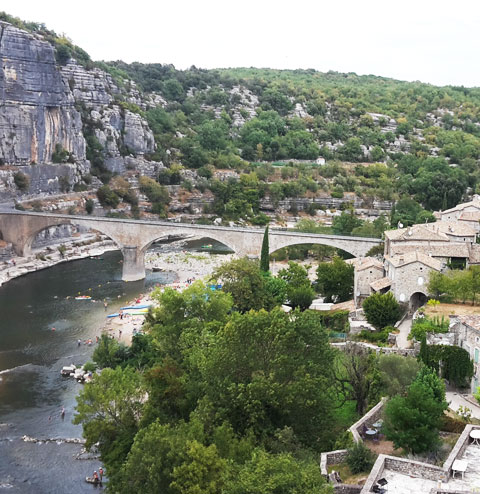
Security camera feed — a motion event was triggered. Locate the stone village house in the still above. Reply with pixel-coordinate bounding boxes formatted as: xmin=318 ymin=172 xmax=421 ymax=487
xmin=354 ymin=198 xmax=480 ymax=310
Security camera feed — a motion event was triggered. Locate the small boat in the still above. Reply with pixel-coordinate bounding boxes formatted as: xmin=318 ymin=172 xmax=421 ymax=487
xmin=119 ymin=304 xmax=151 ymax=310
xmin=75 ymin=295 xmax=92 ymax=300
xmin=61 ymin=365 xmax=76 ymax=376
xmin=85 ymin=477 xmax=102 ymax=486
xmin=122 ymin=309 xmax=148 ymax=315
xmin=107 ymin=313 xmax=119 ymax=318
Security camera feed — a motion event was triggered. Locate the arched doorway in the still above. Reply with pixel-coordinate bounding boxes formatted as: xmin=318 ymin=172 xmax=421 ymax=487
xmin=410 ymin=292 xmax=428 ymax=312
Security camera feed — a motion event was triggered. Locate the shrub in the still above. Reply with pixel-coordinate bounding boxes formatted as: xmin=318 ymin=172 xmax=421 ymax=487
xmin=52 ymin=144 xmax=70 ymax=163
xmin=83 ymin=361 xmax=97 ymax=373
xmin=57 ymin=245 xmax=67 ymax=258
xmin=440 ymin=414 xmax=466 ymax=433
xmin=30 ymin=200 xmax=43 ymax=212
xmin=85 ymin=199 xmax=94 ymax=215
xmin=363 ymin=292 xmax=402 ymax=330
xmin=333 ymin=430 xmax=355 ymax=450
xmin=357 ymin=327 xmax=390 ymax=344
xmin=14 ymin=171 xmax=30 ymax=191
xmin=409 ymin=316 xmax=448 ymax=341
xmin=96 ymin=185 xmax=120 ymax=208
xmin=346 ymin=442 xmax=376 ymax=474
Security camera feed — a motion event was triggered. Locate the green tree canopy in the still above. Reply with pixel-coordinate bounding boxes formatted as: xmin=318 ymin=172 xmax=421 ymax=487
xmin=384 ymin=367 xmax=447 ymax=454
xmin=316 ymin=256 xmax=354 ymax=303
xmin=362 ymin=292 xmax=402 ymax=330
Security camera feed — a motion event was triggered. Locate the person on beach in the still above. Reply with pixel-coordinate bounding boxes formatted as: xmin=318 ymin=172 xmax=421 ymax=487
xmin=99 ymin=467 xmax=104 ymax=482
xmin=77 ymin=339 xmax=81 ymax=347
xmin=61 ymin=407 xmax=65 ymax=419
xmin=93 ymin=471 xmax=99 ymax=484
xmin=104 ymin=301 xmax=108 ymax=311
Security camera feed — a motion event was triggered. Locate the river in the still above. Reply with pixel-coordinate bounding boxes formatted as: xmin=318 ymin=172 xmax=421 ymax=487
xmin=0 ymin=250 xmax=177 ymax=493
xmin=0 ymin=237 xmax=230 ymax=493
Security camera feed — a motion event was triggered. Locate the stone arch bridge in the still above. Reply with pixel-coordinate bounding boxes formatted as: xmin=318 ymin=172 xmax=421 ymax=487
xmin=0 ymin=212 xmax=381 ymax=281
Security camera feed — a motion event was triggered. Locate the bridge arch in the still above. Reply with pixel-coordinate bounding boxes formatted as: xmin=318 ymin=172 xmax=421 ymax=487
xmin=141 ymin=231 xmax=238 ymax=255
xmin=269 ymin=237 xmax=359 ymax=259
xmin=22 ymin=220 xmax=122 ymax=258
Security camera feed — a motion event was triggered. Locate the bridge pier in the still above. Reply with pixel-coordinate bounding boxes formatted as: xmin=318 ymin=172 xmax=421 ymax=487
xmin=121 ymin=246 xmax=146 ymax=282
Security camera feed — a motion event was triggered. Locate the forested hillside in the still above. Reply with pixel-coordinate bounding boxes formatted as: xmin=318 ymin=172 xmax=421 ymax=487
xmin=2 ymin=11 xmax=480 ymax=224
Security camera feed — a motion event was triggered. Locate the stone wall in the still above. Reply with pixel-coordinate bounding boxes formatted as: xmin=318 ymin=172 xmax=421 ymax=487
xmin=443 ymin=424 xmax=479 ymax=478
xmin=348 ymin=398 xmax=386 ymax=443
xmin=320 ymin=449 xmax=349 ymax=477
xmin=360 ymin=454 xmax=445 ymax=493
xmin=334 ymin=485 xmax=363 ymax=494
xmin=332 ymin=342 xmax=418 ymax=357
xmin=384 ymin=457 xmax=445 ymax=481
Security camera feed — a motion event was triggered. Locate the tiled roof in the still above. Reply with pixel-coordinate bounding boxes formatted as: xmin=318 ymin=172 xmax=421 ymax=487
xmin=424 ymin=221 xmax=476 ymax=237
xmin=390 ymin=243 xmax=470 ymax=258
xmin=385 ymin=224 xmax=448 ymax=242
xmin=370 ymin=277 xmax=392 ymax=291
xmin=459 ymin=211 xmax=480 ymax=222
xmin=385 ymin=251 xmax=443 ymax=271
xmin=469 ymin=244 xmax=480 ymax=264
xmin=454 ymin=315 xmax=480 ymax=331
xmin=441 ymin=197 xmax=480 ymax=215
xmin=355 ymin=257 xmax=384 ymax=272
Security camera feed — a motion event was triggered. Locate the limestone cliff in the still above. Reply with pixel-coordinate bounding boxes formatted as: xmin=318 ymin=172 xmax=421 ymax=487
xmin=0 ymin=22 xmax=85 ymax=166
xmin=0 ymin=20 xmax=159 ymax=199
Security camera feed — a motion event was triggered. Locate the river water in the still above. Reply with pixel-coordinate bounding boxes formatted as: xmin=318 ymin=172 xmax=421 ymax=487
xmin=0 ymin=250 xmax=176 ymax=493
xmin=0 ymin=237 xmax=230 ymax=493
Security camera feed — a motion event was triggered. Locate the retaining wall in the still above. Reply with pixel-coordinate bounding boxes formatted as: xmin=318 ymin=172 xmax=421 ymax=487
xmin=348 ymin=398 xmax=387 ymax=443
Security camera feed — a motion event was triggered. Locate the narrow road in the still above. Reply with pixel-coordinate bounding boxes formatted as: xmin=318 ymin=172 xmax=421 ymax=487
xmin=395 ymin=316 xmax=413 ymax=349
xmin=446 ymin=391 xmax=480 ymax=419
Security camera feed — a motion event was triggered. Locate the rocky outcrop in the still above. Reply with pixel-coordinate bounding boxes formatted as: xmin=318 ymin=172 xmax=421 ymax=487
xmin=0 ymin=20 xmax=159 ymax=195
xmin=0 ymin=22 xmax=86 ymax=165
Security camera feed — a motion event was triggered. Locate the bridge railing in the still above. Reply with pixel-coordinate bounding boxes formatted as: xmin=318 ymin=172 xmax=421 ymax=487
xmin=0 ymin=210 xmax=383 ymax=241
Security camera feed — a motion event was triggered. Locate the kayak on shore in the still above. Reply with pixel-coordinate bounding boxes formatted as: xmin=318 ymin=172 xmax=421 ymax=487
xmin=119 ymin=303 xmax=152 ymax=310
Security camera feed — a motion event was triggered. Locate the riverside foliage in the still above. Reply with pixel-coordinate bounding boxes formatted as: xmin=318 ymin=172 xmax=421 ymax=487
xmin=75 ymin=278 xmax=336 ymax=493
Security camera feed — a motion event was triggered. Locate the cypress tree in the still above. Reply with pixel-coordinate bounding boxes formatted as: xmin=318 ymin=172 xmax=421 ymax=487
xmin=260 ymin=225 xmax=270 ymax=272
xmin=390 ymin=200 xmax=396 ymax=227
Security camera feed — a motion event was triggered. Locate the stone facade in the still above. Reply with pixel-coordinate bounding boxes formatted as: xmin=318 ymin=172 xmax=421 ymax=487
xmin=355 ymin=198 xmax=480 ymax=309
xmin=352 ymin=258 xmax=384 ymax=306
xmin=450 ymin=316 xmax=480 ymax=392
xmin=384 ymin=252 xmax=442 ymax=308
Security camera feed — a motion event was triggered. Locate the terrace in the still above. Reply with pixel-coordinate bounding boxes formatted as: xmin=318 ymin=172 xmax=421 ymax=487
xmin=360 ymin=425 xmax=480 ymax=493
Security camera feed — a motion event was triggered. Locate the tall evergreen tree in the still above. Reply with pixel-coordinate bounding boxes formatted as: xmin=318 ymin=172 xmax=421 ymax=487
xmin=390 ymin=200 xmax=396 ymax=227
xmin=260 ymin=225 xmax=270 ymax=272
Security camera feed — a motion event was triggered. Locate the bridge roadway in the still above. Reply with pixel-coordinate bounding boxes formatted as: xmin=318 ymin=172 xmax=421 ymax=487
xmin=0 ymin=211 xmax=382 ymax=281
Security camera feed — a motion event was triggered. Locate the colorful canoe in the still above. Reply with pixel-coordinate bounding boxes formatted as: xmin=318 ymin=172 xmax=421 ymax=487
xmin=119 ymin=304 xmax=152 ymax=310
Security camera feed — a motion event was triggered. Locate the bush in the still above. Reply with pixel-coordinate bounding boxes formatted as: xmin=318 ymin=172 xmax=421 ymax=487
xmin=357 ymin=327 xmax=390 ymax=344
xmin=333 ymin=430 xmax=355 ymax=450
xmin=83 ymin=361 xmax=97 ymax=373
xmin=409 ymin=316 xmax=448 ymax=341
xmin=96 ymin=185 xmax=120 ymax=208
xmin=85 ymin=199 xmax=94 ymax=215
xmin=363 ymin=292 xmax=402 ymax=330
xmin=346 ymin=442 xmax=376 ymax=474
xmin=440 ymin=414 xmax=466 ymax=433
xmin=288 ymin=285 xmax=315 ymax=311
xmin=52 ymin=143 xmax=70 ymax=163
xmin=14 ymin=171 xmax=30 ymax=191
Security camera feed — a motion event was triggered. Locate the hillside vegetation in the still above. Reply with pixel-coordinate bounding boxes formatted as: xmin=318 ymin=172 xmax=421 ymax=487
xmin=3 ymin=11 xmax=480 ymax=223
